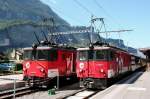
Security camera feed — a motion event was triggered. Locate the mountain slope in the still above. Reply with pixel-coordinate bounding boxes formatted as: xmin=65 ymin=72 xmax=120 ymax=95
xmin=0 ymin=0 xmax=68 ymax=25
xmin=0 ymin=0 xmax=137 ymax=54
xmin=0 ymin=0 xmax=70 ymax=50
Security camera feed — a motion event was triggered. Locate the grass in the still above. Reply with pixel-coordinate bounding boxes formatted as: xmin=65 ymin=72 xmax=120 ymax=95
xmin=0 ymin=19 xmax=65 ymax=30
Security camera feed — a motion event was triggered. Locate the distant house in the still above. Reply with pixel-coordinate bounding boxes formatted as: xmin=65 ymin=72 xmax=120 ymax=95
xmin=10 ymin=49 xmax=23 ymax=63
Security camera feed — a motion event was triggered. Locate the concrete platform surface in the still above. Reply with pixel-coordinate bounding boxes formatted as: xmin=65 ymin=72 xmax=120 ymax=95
xmin=91 ymin=71 xmax=150 ymax=99
xmin=0 ymin=74 xmax=25 ymax=91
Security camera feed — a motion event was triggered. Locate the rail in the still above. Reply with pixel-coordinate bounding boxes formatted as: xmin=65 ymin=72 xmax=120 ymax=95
xmin=58 ymin=88 xmax=98 ymax=99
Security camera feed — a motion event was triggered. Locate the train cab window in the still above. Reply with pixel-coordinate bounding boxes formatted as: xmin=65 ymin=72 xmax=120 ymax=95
xmin=24 ymin=49 xmax=57 ymax=61
xmin=36 ymin=50 xmax=57 ymax=61
xmin=37 ymin=50 xmax=49 ymax=60
xmin=78 ymin=51 xmax=88 ymax=61
xmin=24 ymin=50 xmax=32 ymax=60
xmin=95 ymin=50 xmax=108 ymax=60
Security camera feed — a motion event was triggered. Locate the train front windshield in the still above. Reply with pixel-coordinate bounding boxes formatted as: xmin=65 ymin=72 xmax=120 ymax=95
xmin=24 ymin=49 xmax=57 ymax=61
xmin=78 ymin=50 xmax=113 ymax=61
xmin=78 ymin=51 xmax=88 ymax=61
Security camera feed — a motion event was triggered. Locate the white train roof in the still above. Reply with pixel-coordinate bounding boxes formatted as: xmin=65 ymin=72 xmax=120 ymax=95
xmin=130 ymin=50 xmax=146 ymax=59
xmin=77 ymin=46 xmax=111 ymax=50
xmin=24 ymin=46 xmax=53 ymax=50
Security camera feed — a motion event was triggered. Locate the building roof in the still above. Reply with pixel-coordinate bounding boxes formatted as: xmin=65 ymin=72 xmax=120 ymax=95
xmin=139 ymin=47 xmax=150 ymax=52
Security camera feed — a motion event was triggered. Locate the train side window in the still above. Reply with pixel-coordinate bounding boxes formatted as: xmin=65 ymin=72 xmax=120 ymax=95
xmin=88 ymin=50 xmax=94 ymax=60
xmin=62 ymin=54 xmax=66 ymax=60
xmin=109 ymin=51 xmax=115 ymax=61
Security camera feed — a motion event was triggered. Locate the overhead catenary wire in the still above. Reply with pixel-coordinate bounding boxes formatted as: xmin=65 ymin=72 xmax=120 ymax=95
xmin=92 ymin=0 xmax=134 ymax=48
xmin=48 ymin=3 xmax=86 ymax=26
xmin=41 ymin=3 xmax=89 ymax=44
xmin=92 ymin=0 xmax=123 ymax=29
xmin=73 ymin=0 xmax=94 ymax=16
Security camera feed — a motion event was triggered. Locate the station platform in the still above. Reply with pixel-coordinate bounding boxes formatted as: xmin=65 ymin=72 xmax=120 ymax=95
xmin=91 ymin=71 xmax=150 ymax=99
xmin=0 ymin=74 xmax=25 ymax=91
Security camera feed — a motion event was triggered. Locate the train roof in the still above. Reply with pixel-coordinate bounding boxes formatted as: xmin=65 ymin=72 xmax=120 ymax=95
xmin=77 ymin=41 xmax=128 ymax=52
xmin=24 ymin=46 xmax=52 ymax=50
xmin=77 ymin=45 xmax=128 ymax=52
xmin=130 ymin=50 xmax=146 ymax=59
xmin=77 ymin=46 xmax=111 ymax=50
xmin=24 ymin=46 xmax=76 ymax=50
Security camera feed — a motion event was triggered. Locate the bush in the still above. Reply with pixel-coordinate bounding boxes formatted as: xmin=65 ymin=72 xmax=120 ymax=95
xmin=15 ymin=63 xmax=23 ymax=71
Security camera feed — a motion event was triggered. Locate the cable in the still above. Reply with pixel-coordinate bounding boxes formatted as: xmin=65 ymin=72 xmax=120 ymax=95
xmin=93 ymin=0 xmax=123 ymax=29
xmin=48 ymin=3 xmax=86 ymax=26
xmin=73 ymin=0 xmax=94 ymax=16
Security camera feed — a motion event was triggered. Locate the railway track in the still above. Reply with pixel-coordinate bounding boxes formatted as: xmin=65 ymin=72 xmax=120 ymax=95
xmin=60 ymin=68 xmax=145 ymax=99
xmin=60 ymin=88 xmax=99 ymax=99
xmin=0 ymin=68 xmax=145 ymax=99
xmin=0 ymin=86 xmax=38 ymax=99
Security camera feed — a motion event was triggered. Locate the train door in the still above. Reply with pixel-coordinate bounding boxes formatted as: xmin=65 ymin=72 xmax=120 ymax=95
xmin=66 ymin=52 xmax=74 ymax=74
xmin=109 ymin=50 xmax=118 ymax=77
xmin=61 ymin=51 xmax=74 ymax=75
xmin=116 ymin=51 xmax=123 ymax=74
xmin=72 ymin=52 xmax=76 ymax=73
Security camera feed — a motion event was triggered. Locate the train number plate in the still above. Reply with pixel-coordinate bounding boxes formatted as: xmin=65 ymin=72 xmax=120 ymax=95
xmin=48 ymin=69 xmax=59 ymax=78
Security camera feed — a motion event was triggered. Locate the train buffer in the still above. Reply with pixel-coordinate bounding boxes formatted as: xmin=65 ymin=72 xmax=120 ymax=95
xmin=90 ymin=71 xmax=150 ymax=99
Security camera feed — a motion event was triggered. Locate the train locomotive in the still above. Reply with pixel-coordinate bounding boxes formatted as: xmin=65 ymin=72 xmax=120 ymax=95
xmin=76 ymin=43 xmax=146 ymax=89
xmin=22 ymin=26 xmax=77 ymax=87
xmin=23 ymin=45 xmax=76 ymax=87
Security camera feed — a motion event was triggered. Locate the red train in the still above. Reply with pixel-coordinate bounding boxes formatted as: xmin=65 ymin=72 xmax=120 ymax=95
xmin=23 ymin=46 xmax=76 ymax=87
xmin=76 ymin=43 xmax=146 ymax=89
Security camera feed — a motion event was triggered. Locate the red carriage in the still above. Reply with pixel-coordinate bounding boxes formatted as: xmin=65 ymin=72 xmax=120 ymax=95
xmin=76 ymin=43 xmax=143 ymax=89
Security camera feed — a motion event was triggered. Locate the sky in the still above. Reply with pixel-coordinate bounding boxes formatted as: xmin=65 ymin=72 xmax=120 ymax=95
xmin=40 ymin=0 xmax=150 ymax=49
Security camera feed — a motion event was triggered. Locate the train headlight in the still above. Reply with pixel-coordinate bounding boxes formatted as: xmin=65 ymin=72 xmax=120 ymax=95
xmin=37 ymin=66 xmax=44 ymax=72
xmin=25 ymin=62 xmax=30 ymax=69
xmin=23 ymin=68 xmax=26 ymax=71
xmin=100 ymin=69 xmax=104 ymax=73
xmin=40 ymin=68 xmax=44 ymax=72
xmin=79 ymin=63 xmax=85 ymax=73
xmin=79 ymin=63 xmax=84 ymax=69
